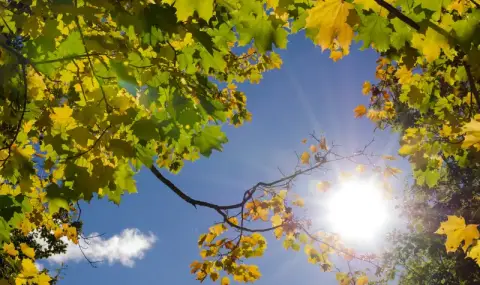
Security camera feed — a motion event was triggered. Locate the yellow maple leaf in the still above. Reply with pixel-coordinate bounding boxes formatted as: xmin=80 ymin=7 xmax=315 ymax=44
xmin=50 ymin=106 xmax=77 ymax=133
xmin=36 ymin=273 xmax=52 ymax=285
xmin=316 ymin=181 xmax=331 ymax=192
xmin=467 ymin=244 xmax=480 ymax=266
xmin=356 ymin=164 xmax=366 ymax=173
xmin=463 ymin=224 xmax=480 ymax=251
xmin=20 ymin=258 xmax=38 ymax=277
xmin=395 ymin=65 xmax=413 ymax=84
xmin=448 ymin=0 xmax=474 ymax=15
xmin=209 ymin=224 xmax=226 ymax=236
xmin=398 ymin=144 xmax=415 ymax=156
xmin=293 ymin=197 xmax=305 ymax=207
xmin=330 ymin=50 xmax=343 ymax=62
xmin=462 ymin=119 xmax=480 ymax=150
xmin=353 ymin=105 xmax=367 ymax=118
xmin=3 ymin=242 xmax=18 ymax=256
xmin=20 ymin=243 xmax=35 ymax=259
xmin=356 ymin=275 xmax=368 ymax=285
xmin=435 ymin=215 xmax=480 ymax=253
xmin=300 ymin=152 xmax=310 ymax=164
xmin=266 ymin=0 xmax=279 ymax=9
xmin=435 ymin=216 xmax=466 ymax=235
xmin=221 ymin=277 xmax=230 ymax=285
xmin=411 ymin=28 xmax=451 ymax=62
xmin=362 ymin=81 xmax=371 ymax=95
xmin=305 ymin=0 xmax=354 ymax=53
xmin=440 ymin=124 xmax=453 ymax=138
xmin=336 ymin=272 xmax=352 ymax=285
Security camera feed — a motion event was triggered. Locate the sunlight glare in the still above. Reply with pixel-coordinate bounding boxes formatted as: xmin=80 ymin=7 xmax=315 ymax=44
xmin=326 ymin=179 xmax=388 ymax=241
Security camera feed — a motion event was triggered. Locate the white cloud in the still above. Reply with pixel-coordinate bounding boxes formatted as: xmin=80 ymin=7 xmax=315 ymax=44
xmin=46 ymin=228 xmax=157 ymax=267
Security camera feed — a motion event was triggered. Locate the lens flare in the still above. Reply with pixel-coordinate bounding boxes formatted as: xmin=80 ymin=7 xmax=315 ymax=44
xmin=326 ymin=179 xmax=388 ymax=241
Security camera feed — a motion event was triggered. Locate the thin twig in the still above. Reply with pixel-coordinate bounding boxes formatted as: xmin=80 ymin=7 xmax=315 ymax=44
xmin=64 ymin=125 xmax=111 ymax=161
xmin=74 ymin=16 xmax=112 ymax=113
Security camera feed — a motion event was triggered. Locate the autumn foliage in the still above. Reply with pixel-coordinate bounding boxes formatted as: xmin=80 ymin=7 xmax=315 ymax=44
xmin=0 ymin=0 xmax=479 ymax=284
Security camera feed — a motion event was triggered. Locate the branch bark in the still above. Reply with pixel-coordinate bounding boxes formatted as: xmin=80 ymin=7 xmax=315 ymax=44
xmin=374 ymin=0 xmax=420 ymax=31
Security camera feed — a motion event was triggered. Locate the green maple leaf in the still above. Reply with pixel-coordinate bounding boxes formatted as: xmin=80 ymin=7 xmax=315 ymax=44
xmin=419 ymin=0 xmax=452 ymax=11
xmin=390 ymin=18 xmax=413 ymax=50
xmin=114 ymin=162 xmax=137 ymax=194
xmin=425 ymin=170 xmax=441 ymax=188
xmin=194 ymin=125 xmax=228 ymax=157
xmin=174 ymin=0 xmax=214 ymax=21
xmin=357 ymin=14 xmax=392 ymax=52
xmin=56 ymin=31 xmax=86 ymax=58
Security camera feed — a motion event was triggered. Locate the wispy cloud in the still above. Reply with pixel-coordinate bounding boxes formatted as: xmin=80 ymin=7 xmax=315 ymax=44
xmin=45 ymin=228 xmax=157 ymax=267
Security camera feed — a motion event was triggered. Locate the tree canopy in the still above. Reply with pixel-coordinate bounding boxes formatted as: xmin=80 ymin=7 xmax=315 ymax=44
xmin=0 ymin=0 xmax=479 ymax=284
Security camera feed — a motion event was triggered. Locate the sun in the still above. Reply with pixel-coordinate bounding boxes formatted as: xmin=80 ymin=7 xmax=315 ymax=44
xmin=325 ymin=178 xmax=388 ymax=241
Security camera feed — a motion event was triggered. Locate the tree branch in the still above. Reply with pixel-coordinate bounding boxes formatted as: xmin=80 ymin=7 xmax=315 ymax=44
xmin=0 ymin=63 xmax=28 ymax=167
xmin=471 ymin=0 xmax=480 ymax=9
xmin=464 ymin=62 xmax=480 ymax=111
xmin=74 ymin=16 xmax=112 ymax=113
xmin=374 ymin=0 xmax=420 ymax=31
xmin=64 ymin=125 xmax=111 ymax=161
xmin=33 ymin=53 xmax=108 ymax=65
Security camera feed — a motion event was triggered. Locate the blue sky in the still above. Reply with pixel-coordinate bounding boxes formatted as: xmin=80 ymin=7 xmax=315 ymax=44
xmin=47 ymin=33 xmax=409 ymax=285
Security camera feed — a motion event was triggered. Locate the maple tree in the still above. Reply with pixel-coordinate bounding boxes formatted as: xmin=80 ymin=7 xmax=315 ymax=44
xmin=0 ymin=0 xmax=479 ymax=284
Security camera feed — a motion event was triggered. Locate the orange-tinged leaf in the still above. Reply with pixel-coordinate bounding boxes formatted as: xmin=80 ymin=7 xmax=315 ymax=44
xmin=330 ymin=50 xmax=343 ymax=62
xmin=301 ymin=138 xmax=307 ymax=144
xmin=300 ymin=152 xmax=310 ymax=164
xmin=384 ymin=166 xmax=402 ymax=177
xmin=190 ymin=261 xmax=202 ymax=273
xmin=210 ymin=272 xmax=219 ymax=282
xmin=20 ymin=243 xmax=35 ymax=259
xmin=356 ymin=164 xmax=366 ymax=173
xmin=356 ymin=275 xmax=368 ymax=285
xmin=310 ymin=145 xmax=318 ymax=153
xmin=319 ymin=137 xmax=328 ymax=150
xmin=354 ymin=105 xmax=367 ymax=118
xmin=382 ymin=155 xmax=396 ymax=160
xmin=227 ymin=217 xmax=238 ymax=226
xmin=362 ymin=81 xmax=371 ymax=95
